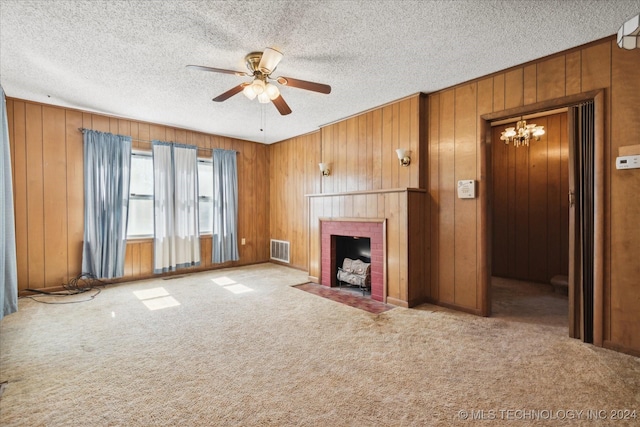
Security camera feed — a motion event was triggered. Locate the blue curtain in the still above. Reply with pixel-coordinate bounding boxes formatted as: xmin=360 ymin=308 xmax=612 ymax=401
xmin=1 ymin=86 xmax=18 ymax=320
xmin=152 ymin=141 xmax=200 ymax=273
xmin=82 ymin=130 xmax=132 ymax=278
xmin=212 ymin=149 xmax=239 ymax=263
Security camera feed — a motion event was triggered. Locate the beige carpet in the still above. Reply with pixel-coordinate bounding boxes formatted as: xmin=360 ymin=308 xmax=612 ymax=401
xmin=1 ymin=263 xmax=639 ymax=426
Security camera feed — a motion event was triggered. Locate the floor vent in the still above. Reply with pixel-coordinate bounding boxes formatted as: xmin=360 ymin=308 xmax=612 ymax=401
xmin=270 ymin=239 xmax=290 ymax=263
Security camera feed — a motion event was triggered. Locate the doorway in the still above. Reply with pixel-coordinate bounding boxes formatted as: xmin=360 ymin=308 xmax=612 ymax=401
xmin=489 ymin=110 xmax=570 ymax=329
xmin=482 ymin=91 xmax=604 ymax=345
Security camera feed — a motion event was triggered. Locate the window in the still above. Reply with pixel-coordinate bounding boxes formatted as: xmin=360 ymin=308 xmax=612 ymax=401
xmin=198 ymin=159 xmax=213 ymax=234
xmin=126 ymin=151 xmax=213 ymax=238
xmin=127 ymin=152 xmax=154 ymax=238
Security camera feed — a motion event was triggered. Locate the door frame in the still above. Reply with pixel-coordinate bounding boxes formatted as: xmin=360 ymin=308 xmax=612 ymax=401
xmin=480 ymin=89 xmax=604 ymax=344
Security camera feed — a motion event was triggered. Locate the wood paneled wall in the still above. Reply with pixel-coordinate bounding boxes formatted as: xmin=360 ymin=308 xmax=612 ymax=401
xmin=269 ymin=94 xmax=427 ymax=273
xmin=268 ymin=132 xmax=321 ymax=270
xmin=6 ymin=99 xmax=270 ymax=291
xmin=320 ymin=94 xmax=426 ymax=193
xmin=492 ymin=112 xmax=569 ymax=283
xmin=428 ymin=37 xmax=640 ymax=354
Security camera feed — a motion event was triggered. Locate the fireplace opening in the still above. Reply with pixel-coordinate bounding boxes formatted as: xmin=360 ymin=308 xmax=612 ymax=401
xmin=321 ymin=220 xmax=384 ymax=302
xmin=333 ymin=235 xmax=371 ymax=296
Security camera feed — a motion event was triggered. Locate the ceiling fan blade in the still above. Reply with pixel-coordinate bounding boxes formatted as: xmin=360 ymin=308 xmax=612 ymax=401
xmin=275 ymin=76 xmax=331 ymax=94
xmin=187 ymin=65 xmax=249 ymax=77
xmin=258 ymin=47 xmax=283 ymax=74
xmin=271 ymin=95 xmax=292 ymax=115
xmin=212 ymin=84 xmax=246 ymax=102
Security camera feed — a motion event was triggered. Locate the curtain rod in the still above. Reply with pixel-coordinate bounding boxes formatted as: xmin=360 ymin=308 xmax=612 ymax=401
xmin=78 ymin=128 xmax=239 ymax=154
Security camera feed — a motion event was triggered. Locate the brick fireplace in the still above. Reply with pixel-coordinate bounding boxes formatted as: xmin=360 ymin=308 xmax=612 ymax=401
xmin=320 ymin=220 xmax=385 ymax=302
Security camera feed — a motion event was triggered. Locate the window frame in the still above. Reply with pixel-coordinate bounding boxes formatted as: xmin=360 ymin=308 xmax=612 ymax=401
xmin=127 ymin=150 xmax=154 ymax=239
xmin=126 ymin=150 xmax=214 ymax=239
xmin=197 ymin=157 xmax=214 ymax=236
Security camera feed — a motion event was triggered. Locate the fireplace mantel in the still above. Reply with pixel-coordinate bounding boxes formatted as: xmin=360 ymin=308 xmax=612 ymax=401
xmin=307 ymin=188 xmax=430 ymax=307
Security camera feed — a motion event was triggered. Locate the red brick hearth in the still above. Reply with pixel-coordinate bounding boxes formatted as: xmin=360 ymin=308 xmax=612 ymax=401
xmin=321 ymin=220 xmax=384 ymax=302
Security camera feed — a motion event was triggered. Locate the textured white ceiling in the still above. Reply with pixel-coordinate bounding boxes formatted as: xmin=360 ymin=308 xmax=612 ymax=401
xmin=1 ymin=0 xmax=638 ymax=144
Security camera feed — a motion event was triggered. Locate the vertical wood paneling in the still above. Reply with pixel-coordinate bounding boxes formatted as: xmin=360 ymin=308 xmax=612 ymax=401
xmin=269 ymin=131 xmax=321 ymax=270
xmin=381 ymin=105 xmax=394 ymax=190
xmin=493 ymin=74 xmax=505 ymax=112
xmin=453 ymin=84 xmax=477 ymax=309
xmin=358 ymin=115 xmax=367 ymax=190
xmin=11 ymin=101 xmax=29 ymax=288
xmin=372 ymin=108 xmax=383 ymax=190
xmin=491 ymin=129 xmax=509 ymax=277
xmin=429 ymin=94 xmax=440 ymax=301
xmin=25 ymin=103 xmax=45 ymax=289
xmin=66 ymin=111 xmax=84 ymax=278
xmin=42 ymin=106 xmax=68 ymax=287
xmin=398 ymin=99 xmax=411 ymax=188
xmin=581 ymin=41 xmax=611 ymax=92
xmin=438 ymin=89 xmax=456 ymax=304
xmin=492 ymin=113 xmax=568 ymax=283
xmin=528 ymin=117 xmax=549 ymax=282
xmin=514 ymin=129 xmax=530 ymax=278
xmin=537 ymin=56 xmax=566 ymax=101
xmin=523 ymin=64 xmax=537 ymax=105
xmin=504 ymin=69 xmax=523 ymax=109
xmin=565 ymin=51 xmax=582 ymax=96
xmin=318 ymin=95 xmax=422 ymax=194
xmin=610 ymin=44 xmax=640 ymax=351
xmin=346 ymin=117 xmax=358 ymax=191
xmin=546 ymin=114 xmax=562 ymax=279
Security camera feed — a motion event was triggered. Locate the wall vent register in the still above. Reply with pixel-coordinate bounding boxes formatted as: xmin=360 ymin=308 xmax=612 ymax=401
xmin=270 ymin=239 xmax=290 ymax=263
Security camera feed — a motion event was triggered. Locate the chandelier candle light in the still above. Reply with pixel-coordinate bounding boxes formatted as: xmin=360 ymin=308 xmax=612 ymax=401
xmin=500 ymin=119 xmax=545 ymax=147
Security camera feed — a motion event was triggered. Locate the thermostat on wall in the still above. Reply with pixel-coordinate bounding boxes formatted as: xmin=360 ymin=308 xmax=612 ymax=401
xmin=616 ymin=155 xmax=640 ymax=170
xmin=457 ymin=180 xmax=476 ymax=199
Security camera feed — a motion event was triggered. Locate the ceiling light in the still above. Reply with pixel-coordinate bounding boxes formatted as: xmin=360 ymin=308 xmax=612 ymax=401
xmin=617 ymin=13 xmax=640 ymax=50
xmin=500 ymin=120 xmax=544 ymax=147
xmin=251 ymin=79 xmax=265 ymax=95
xmin=242 ymin=84 xmax=257 ymax=100
xmin=265 ymin=83 xmax=280 ymax=100
xmin=257 ymin=92 xmax=271 ymax=104
xmin=258 ymin=48 xmax=283 ymax=74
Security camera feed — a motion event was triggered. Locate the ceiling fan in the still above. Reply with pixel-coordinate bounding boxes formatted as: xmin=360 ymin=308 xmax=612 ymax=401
xmin=187 ymin=47 xmax=331 ymax=116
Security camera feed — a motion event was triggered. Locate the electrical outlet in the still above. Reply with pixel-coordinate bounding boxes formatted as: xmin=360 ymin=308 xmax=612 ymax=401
xmin=241 ymin=238 xmax=246 ymax=245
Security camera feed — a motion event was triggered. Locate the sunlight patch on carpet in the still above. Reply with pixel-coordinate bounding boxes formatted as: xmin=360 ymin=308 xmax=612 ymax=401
xmin=133 ymin=287 xmax=181 ymax=311
xmin=212 ymin=277 xmax=254 ymax=294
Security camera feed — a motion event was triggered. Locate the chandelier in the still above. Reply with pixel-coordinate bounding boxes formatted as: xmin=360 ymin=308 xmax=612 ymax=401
xmin=500 ymin=119 xmax=545 ymax=147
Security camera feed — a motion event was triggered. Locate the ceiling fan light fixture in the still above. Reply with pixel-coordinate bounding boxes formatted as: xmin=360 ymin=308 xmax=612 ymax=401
xmin=257 ymin=92 xmax=271 ymax=104
xmin=265 ymin=83 xmax=280 ymax=100
xmin=243 ymin=84 xmax=257 ymax=100
xmin=258 ymin=48 xmax=284 ymax=74
xmin=251 ymin=79 xmax=265 ymax=95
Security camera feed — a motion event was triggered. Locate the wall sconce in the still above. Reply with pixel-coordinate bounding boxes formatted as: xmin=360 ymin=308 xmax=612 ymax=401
xmin=396 ymin=149 xmax=411 ymax=167
xmin=318 ymin=162 xmax=331 ymax=176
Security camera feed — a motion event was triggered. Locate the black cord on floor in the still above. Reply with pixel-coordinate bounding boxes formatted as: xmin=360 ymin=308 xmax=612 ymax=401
xmin=21 ymin=273 xmax=107 ymax=304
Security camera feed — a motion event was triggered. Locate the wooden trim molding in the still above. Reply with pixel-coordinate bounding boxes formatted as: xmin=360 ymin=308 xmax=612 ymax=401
xmin=306 ymin=187 xmax=426 ymax=198
xmin=593 ymin=91 xmax=605 ymax=347
xmin=481 ymin=90 xmax=604 ymax=122
xmin=482 ymin=89 xmax=606 ymax=343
